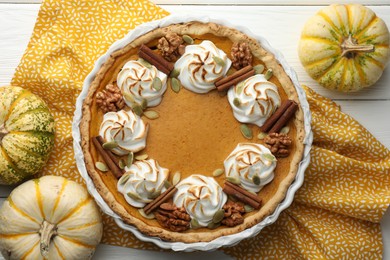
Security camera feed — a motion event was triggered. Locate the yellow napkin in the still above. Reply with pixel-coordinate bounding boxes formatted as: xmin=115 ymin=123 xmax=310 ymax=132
xmin=11 ymin=0 xmax=390 ymax=258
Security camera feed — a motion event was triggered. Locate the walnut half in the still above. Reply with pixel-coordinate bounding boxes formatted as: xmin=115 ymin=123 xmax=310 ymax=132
xmin=155 ymin=203 xmax=190 ymax=232
xmin=157 ymin=32 xmax=185 ymax=62
xmin=264 ymin=133 xmax=292 ymax=158
xmin=231 ymin=42 xmax=253 ymax=70
xmin=222 ymin=201 xmax=245 ymax=227
xmin=95 ymin=83 xmax=125 ymax=113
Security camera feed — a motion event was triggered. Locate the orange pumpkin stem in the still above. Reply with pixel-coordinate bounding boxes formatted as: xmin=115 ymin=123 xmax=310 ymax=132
xmin=39 ymin=220 xmax=58 ymax=257
xmin=341 ymin=35 xmax=375 ymax=58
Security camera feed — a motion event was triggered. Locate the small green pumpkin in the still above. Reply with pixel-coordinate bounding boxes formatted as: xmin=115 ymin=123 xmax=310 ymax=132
xmin=299 ymin=4 xmax=390 ymax=92
xmin=0 ymin=86 xmax=55 ymax=184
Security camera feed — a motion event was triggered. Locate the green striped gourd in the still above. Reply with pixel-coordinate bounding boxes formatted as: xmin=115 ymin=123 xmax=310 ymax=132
xmin=299 ymin=4 xmax=390 ymax=92
xmin=0 ymin=86 xmax=55 ymax=184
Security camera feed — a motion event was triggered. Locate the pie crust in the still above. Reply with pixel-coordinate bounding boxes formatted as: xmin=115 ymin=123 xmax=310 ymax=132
xmin=80 ymin=21 xmax=305 ymax=243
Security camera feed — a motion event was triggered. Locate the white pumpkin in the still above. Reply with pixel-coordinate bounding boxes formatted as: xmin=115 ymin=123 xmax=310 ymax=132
xmin=0 ymin=176 xmax=103 ymax=260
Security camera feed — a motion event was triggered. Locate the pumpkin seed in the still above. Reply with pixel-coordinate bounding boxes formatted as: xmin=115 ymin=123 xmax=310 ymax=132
xmin=257 ymin=132 xmax=267 ymax=140
xmin=226 ymin=176 xmax=241 ymax=185
xmin=138 ymin=208 xmax=155 ymax=219
xmin=280 ymin=126 xmax=290 ymax=134
xmin=119 ymin=159 xmax=126 ymax=170
xmin=228 ymin=195 xmax=238 ymax=202
xmin=252 ymin=175 xmax=261 ymax=185
xmin=207 ymin=222 xmax=221 ymax=229
xmin=212 ymin=168 xmax=224 ymax=177
xmin=218 ymin=90 xmax=227 ymax=97
xmin=233 ymin=98 xmax=241 ymax=107
xmin=170 ymin=68 xmax=180 ymax=78
xmin=212 ymin=56 xmax=226 ymax=67
xmin=212 ymin=209 xmax=225 ymax=223
xmin=236 ymin=81 xmax=245 ymax=94
xmin=263 ymin=153 xmax=276 ymax=162
xmin=152 ymin=77 xmax=162 ymax=91
xmin=118 ymin=174 xmax=130 ymax=185
xmin=164 ymin=179 xmax=172 ymax=188
xmin=127 ymin=192 xmax=141 ymax=200
xmin=141 ymin=98 xmax=148 ymax=110
xmin=244 ymin=205 xmax=254 ymax=213
xmin=182 ymin=34 xmax=194 ymax=44
xmin=253 ymin=64 xmax=265 ymax=74
xmin=102 ymin=141 xmax=118 ymax=150
xmin=127 ymin=152 xmax=134 ymax=167
xmin=95 ymin=162 xmax=108 ymax=172
xmin=240 ymin=124 xmax=253 ymax=139
xmin=138 ymin=58 xmax=152 ymax=69
xmin=131 ymin=103 xmax=143 ymax=116
xmin=264 ymin=69 xmax=273 ymax=80
xmin=135 ymin=154 xmax=148 ymax=160
xmin=191 ymin=218 xmax=201 ymax=229
xmin=144 ymin=110 xmax=159 ymax=120
xmin=123 ymin=92 xmax=136 ymax=103
xmin=172 ymin=172 xmax=181 ymax=186
xmin=171 ymin=78 xmax=181 ymax=93
xmin=148 ymin=190 xmax=161 ymax=199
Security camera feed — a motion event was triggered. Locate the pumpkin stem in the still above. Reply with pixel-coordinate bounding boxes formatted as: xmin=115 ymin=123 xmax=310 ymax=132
xmin=39 ymin=220 xmax=58 ymax=257
xmin=341 ymin=35 xmax=375 ymax=58
xmin=0 ymin=124 xmax=8 ymax=143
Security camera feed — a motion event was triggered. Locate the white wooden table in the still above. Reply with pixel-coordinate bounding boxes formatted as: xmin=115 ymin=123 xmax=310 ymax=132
xmin=0 ymin=0 xmax=389 ymax=259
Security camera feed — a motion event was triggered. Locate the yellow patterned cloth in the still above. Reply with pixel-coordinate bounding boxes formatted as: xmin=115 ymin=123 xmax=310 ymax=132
xmin=11 ymin=0 xmax=390 ymax=258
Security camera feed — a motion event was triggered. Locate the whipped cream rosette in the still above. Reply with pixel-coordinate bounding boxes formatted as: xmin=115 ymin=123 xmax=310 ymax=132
xmin=173 ymin=175 xmax=227 ymax=227
xmin=117 ymin=159 xmax=169 ymax=208
xmin=174 ymin=40 xmax=232 ymax=93
xmin=224 ymin=143 xmax=277 ymax=193
xmin=227 ymin=74 xmax=281 ymax=127
xmin=99 ymin=109 xmax=148 ymax=155
xmin=117 ymin=60 xmax=167 ymax=107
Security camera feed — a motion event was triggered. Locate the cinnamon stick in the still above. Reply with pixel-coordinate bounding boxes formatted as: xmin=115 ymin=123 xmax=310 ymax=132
xmin=223 ymin=182 xmax=262 ymax=209
xmin=216 ymin=69 xmax=255 ymax=92
xmin=215 ymin=65 xmax=253 ymax=87
xmin=139 ymin=45 xmax=173 ymax=75
xmin=144 ymin=186 xmax=178 ymax=215
xmin=260 ymin=100 xmax=293 ymax=133
xmin=96 ymin=136 xmax=121 ymax=166
xmin=92 ymin=136 xmax=124 ymax=179
xmin=269 ymin=101 xmax=298 ymax=134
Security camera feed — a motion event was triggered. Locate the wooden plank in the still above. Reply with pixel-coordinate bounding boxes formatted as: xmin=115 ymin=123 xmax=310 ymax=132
xmin=0 ymin=4 xmax=39 ymax=85
xmin=0 ymin=4 xmax=389 ymax=100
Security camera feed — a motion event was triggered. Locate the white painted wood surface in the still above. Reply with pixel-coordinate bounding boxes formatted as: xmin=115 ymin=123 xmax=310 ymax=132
xmin=0 ymin=2 xmax=389 ymax=259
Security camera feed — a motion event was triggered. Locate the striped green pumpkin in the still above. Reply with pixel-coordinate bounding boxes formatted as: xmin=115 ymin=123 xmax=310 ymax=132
xmin=298 ymin=4 xmax=390 ymax=92
xmin=0 ymin=86 xmax=55 ymax=184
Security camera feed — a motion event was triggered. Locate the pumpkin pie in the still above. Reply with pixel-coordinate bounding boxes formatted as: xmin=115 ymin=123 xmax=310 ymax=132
xmin=79 ymin=21 xmax=306 ymax=243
